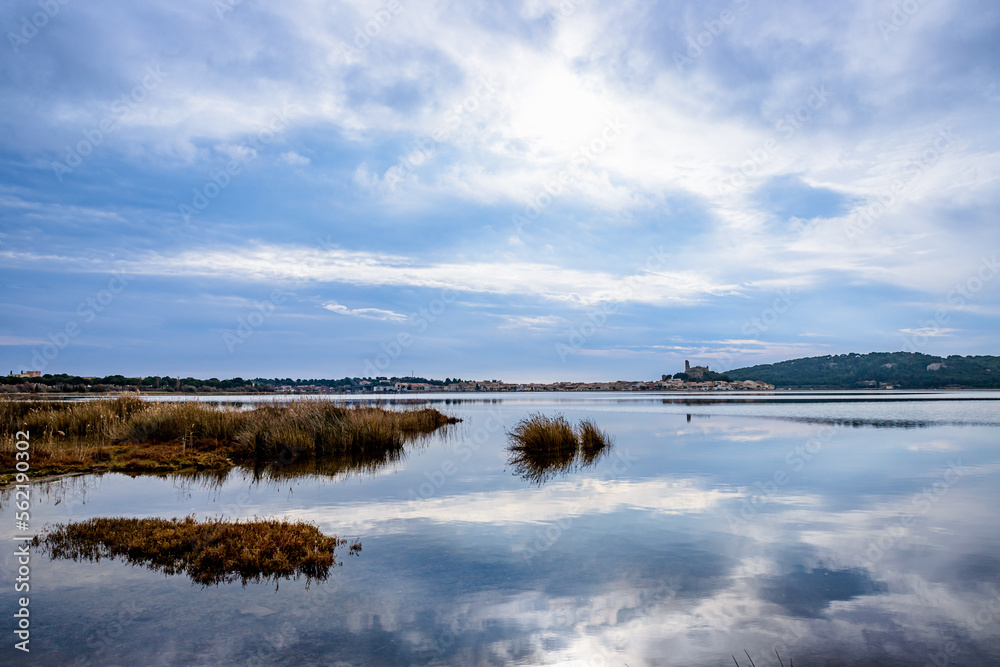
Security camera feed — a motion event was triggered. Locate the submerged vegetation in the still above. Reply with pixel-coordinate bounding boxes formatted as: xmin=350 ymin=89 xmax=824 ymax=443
xmin=506 ymin=413 xmax=614 ymax=484
xmin=32 ymin=515 xmax=359 ymax=586
xmin=0 ymin=397 xmax=458 ymax=483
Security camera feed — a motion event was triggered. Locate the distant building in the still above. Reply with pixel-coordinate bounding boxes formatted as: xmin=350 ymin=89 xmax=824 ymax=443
xmin=8 ymin=370 xmax=41 ymax=378
xmin=684 ymin=360 xmax=710 ymax=379
xmin=394 ymin=382 xmax=431 ymax=392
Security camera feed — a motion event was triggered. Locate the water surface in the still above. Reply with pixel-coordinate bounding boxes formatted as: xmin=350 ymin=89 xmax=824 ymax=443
xmin=3 ymin=391 xmax=999 ymax=665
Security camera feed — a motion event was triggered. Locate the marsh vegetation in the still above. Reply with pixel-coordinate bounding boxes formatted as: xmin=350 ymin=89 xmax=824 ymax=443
xmin=506 ymin=413 xmax=614 ymax=484
xmin=0 ymin=397 xmax=458 ymax=483
xmin=32 ymin=515 xmax=359 ymax=586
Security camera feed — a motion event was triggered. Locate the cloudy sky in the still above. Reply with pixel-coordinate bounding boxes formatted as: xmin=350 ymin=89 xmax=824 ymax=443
xmin=1 ymin=0 xmax=998 ymax=381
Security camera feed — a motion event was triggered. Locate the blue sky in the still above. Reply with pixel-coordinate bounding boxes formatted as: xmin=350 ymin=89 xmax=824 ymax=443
xmin=1 ymin=0 xmax=998 ymax=382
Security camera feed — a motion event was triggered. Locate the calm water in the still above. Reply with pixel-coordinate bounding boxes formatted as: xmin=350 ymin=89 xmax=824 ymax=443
xmin=3 ymin=391 xmax=1000 ymax=666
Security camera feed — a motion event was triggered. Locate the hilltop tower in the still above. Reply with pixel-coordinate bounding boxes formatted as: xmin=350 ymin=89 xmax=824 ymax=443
xmin=683 ymin=360 xmax=710 ymax=380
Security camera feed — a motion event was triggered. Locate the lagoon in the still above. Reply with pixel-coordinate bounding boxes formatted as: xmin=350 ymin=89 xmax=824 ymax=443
xmin=3 ymin=391 xmax=1000 ymax=665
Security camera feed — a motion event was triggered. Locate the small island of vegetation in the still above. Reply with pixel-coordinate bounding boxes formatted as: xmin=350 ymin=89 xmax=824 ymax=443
xmin=507 ymin=413 xmax=614 ymax=484
xmin=0 ymin=396 xmax=459 ymax=484
xmin=32 ymin=515 xmax=360 ymax=587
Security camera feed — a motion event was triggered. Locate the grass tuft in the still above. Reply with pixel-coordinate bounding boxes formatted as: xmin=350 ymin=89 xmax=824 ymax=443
xmin=32 ymin=515 xmax=360 ymax=587
xmin=0 ymin=398 xmax=459 ymax=483
xmin=506 ymin=413 xmax=614 ymax=483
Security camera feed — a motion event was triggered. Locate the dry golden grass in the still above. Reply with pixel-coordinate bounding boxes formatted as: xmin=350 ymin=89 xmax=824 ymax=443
xmin=32 ymin=515 xmax=360 ymax=586
xmin=507 ymin=413 xmax=613 ymax=484
xmin=0 ymin=397 xmax=458 ymax=483
xmin=577 ymin=418 xmax=611 ymax=464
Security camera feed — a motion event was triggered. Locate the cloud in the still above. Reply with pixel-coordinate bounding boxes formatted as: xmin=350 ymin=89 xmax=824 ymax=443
xmin=277 ymin=151 xmax=310 ymax=166
xmin=898 ymin=327 xmax=956 ymax=337
xmin=1 ymin=244 xmax=741 ymax=308
xmin=496 ymin=314 xmax=564 ymax=329
xmin=1 ymin=0 xmax=998 ymax=376
xmin=214 ymin=143 xmax=257 ymax=163
xmin=322 ymin=302 xmax=406 ymax=322
xmin=283 ymin=476 xmax=744 ymax=534
xmin=0 ymin=336 xmax=48 ymax=346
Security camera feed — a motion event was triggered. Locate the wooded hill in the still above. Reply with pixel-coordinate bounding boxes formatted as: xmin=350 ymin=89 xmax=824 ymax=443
xmin=727 ymin=352 xmax=1000 ymax=389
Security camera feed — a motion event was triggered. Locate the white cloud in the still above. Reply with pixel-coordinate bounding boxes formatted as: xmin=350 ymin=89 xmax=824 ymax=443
xmin=282 ymin=476 xmax=743 ymax=534
xmin=0 ymin=335 xmax=47 ymax=346
xmin=0 ymin=243 xmax=738 ymax=308
xmin=277 ymin=150 xmax=310 ymax=166
xmin=322 ymin=302 xmax=406 ymax=322
xmin=3 ymin=0 xmax=998 ymax=371
xmin=213 ymin=143 xmax=257 ymax=163
xmin=496 ymin=314 xmax=564 ymax=329
xmin=898 ymin=327 xmax=956 ymax=337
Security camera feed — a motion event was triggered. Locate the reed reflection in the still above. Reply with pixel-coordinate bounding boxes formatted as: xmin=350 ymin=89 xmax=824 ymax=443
xmin=506 ymin=414 xmax=615 ymax=484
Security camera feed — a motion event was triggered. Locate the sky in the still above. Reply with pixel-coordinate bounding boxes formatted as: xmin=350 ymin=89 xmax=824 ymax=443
xmin=0 ymin=0 xmax=998 ymax=382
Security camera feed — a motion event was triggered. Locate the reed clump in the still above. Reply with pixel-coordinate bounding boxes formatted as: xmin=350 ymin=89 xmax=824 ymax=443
xmin=32 ymin=515 xmax=360 ymax=586
xmin=507 ymin=413 xmax=614 ymax=484
xmin=0 ymin=397 xmax=458 ymax=483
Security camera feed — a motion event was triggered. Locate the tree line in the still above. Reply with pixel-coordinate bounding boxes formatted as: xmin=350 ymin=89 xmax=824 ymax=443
xmin=727 ymin=352 xmax=1000 ymax=388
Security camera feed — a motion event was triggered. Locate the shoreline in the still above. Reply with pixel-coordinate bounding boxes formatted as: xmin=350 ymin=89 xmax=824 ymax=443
xmin=0 ymin=398 xmax=457 ymax=486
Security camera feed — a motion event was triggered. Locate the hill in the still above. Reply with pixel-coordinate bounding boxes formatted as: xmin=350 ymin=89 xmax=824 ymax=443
xmin=727 ymin=352 xmax=1000 ymax=389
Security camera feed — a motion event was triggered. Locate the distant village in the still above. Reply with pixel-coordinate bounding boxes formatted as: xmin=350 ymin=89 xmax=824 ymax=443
xmin=352 ymin=376 xmax=775 ymax=394
xmin=4 ymin=361 xmax=775 ymax=394
xmin=345 ymin=361 xmax=774 ymax=394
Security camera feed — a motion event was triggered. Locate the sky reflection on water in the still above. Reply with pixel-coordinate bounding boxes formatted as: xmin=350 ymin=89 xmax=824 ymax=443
xmin=2 ymin=393 xmax=999 ymax=665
